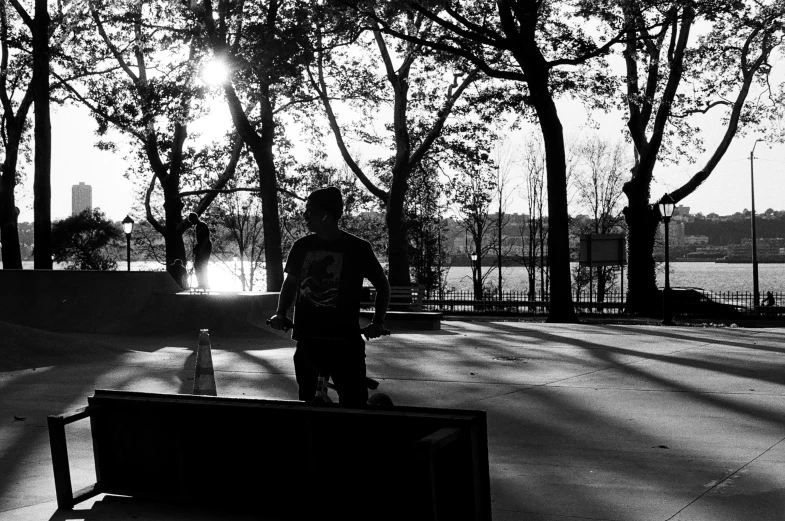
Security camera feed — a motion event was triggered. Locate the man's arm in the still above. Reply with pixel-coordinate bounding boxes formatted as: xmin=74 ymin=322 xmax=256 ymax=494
xmin=269 ymin=272 xmax=300 ymax=330
xmin=365 ymin=271 xmax=390 ymax=338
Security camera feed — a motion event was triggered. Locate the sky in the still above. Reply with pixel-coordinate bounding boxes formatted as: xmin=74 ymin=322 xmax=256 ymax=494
xmin=16 ymin=75 xmax=784 ymax=224
xmin=17 ymin=105 xmax=134 ymax=223
xmin=19 ymin=102 xmax=226 ymax=223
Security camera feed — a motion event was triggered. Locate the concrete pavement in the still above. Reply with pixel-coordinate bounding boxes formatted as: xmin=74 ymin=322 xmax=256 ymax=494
xmin=1 ymin=319 xmax=784 ymax=520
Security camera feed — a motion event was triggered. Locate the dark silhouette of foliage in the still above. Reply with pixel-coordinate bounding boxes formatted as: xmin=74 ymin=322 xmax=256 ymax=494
xmin=191 ymin=0 xmax=316 ymax=291
xmin=51 ymin=209 xmax=122 ymax=270
xmin=308 ymin=3 xmax=481 ymax=287
xmin=346 ymin=0 xmax=632 ymax=322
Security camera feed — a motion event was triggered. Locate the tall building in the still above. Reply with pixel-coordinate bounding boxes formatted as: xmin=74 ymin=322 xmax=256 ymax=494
xmin=673 ymin=205 xmax=691 ymax=222
xmin=72 ymin=182 xmax=92 ymax=216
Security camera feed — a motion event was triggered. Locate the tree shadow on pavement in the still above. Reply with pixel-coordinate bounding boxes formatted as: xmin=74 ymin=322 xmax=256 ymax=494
xmin=371 ymin=321 xmax=785 ymax=520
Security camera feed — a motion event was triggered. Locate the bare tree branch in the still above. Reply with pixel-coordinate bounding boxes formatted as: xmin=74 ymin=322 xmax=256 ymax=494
xmin=179 ymin=186 xmax=305 ymax=201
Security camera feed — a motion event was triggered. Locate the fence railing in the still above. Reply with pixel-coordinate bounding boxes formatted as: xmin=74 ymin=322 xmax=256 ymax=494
xmin=419 ymin=289 xmax=625 ymax=315
xmin=398 ymin=288 xmax=785 ymax=319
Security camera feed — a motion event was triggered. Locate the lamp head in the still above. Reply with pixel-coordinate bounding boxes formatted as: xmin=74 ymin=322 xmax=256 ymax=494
xmin=658 ymin=193 xmax=675 ymax=219
xmin=122 ymin=215 xmax=134 ymax=235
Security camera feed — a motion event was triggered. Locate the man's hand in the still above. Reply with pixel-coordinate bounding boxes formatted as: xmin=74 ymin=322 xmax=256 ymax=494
xmin=268 ymin=314 xmax=292 ymax=331
xmin=364 ymin=321 xmax=386 ymax=340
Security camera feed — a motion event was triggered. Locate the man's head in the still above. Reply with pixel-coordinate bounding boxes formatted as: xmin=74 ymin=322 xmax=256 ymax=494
xmin=304 ymin=186 xmax=343 ymax=236
xmin=187 ymin=212 xmax=200 ymax=225
xmin=306 ymin=186 xmax=343 ymax=221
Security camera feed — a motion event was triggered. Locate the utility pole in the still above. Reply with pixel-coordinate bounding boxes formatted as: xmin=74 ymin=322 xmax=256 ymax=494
xmin=750 ymin=139 xmax=763 ymax=309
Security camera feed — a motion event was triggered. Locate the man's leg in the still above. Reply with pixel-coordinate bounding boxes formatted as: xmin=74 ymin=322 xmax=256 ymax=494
xmin=195 ymin=258 xmax=209 ymax=289
xmin=293 ymin=343 xmax=320 ymax=401
xmin=331 ymin=339 xmax=368 ymax=406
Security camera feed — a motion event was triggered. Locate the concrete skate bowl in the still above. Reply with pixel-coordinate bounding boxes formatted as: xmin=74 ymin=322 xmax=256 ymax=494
xmin=0 ymin=270 xmax=279 ymax=334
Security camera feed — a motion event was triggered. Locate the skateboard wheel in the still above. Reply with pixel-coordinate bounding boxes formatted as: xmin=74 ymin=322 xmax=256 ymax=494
xmin=368 ymin=392 xmax=393 ymax=408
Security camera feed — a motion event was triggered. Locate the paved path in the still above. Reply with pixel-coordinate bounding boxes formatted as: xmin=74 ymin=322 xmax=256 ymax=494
xmin=1 ymin=320 xmax=783 ymax=520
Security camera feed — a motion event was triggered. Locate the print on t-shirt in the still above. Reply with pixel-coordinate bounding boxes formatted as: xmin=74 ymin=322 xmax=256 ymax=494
xmin=299 ymin=250 xmax=344 ymax=308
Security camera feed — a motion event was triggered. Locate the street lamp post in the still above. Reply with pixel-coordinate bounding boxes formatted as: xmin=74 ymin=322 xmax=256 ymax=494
xmin=750 ymin=138 xmax=763 ymax=309
xmin=470 ymin=251 xmax=481 ymax=310
xmin=233 ymin=254 xmax=239 ymax=291
xmin=470 ymin=251 xmax=478 ymax=295
xmin=122 ymin=215 xmax=134 ymax=272
xmin=658 ymin=194 xmax=675 ymax=325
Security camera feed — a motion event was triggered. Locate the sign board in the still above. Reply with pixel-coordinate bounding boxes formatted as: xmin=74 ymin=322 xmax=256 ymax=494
xmin=579 ymin=234 xmax=626 ymax=267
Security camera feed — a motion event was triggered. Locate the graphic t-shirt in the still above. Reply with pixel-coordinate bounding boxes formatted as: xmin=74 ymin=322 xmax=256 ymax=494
xmin=284 ymin=231 xmax=384 ymax=341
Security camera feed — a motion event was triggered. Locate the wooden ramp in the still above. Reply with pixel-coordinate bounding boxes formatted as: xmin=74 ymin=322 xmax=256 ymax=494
xmin=49 ymin=390 xmax=491 ymax=521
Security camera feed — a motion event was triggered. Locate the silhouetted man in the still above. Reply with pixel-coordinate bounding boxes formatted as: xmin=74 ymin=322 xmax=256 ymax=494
xmin=269 ymin=186 xmax=390 ymax=406
xmin=188 ymin=212 xmax=212 ymax=289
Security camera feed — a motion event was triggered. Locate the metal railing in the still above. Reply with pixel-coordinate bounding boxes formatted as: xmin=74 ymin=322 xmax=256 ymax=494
xmin=418 ymin=289 xmax=624 ymax=315
xmin=698 ymin=290 xmax=784 ymax=318
xmin=400 ymin=288 xmax=785 ymax=319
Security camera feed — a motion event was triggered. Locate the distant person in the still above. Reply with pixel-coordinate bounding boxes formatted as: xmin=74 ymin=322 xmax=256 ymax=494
xmin=762 ymin=291 xmax=775 ymax=307
xmin=170 ymin=259 xmax=189 ymax=290
xmin=188 ymin=212 xmax=212 ymax=289
xmin=268 ymin=186 xmax=390 ymax=406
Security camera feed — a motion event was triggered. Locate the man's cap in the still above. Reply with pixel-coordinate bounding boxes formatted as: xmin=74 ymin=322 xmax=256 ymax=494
xmin=307 ymin=186 xmax=343 ymax=220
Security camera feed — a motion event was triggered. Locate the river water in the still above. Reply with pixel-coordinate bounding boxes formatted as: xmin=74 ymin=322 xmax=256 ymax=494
xmin=175 ymin=260 xmax=785 ymax=293
xmin=14 ymin=260 xmax=784 ymax=293
xmin=442 ymin=262 xmax=785 ymax=294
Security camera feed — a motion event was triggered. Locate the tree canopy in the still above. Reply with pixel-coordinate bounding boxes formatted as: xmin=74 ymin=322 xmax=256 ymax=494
xmin=52 ymin=208 xmax=121 ymax=270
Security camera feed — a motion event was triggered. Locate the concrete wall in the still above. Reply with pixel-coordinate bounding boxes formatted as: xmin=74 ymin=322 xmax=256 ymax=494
xmin=0 ymin=270 xmax=278 ymax=334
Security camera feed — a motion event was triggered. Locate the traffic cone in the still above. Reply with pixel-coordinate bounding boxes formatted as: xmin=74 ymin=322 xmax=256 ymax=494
xmin=193 ymin=329 xmax=217 ymax=396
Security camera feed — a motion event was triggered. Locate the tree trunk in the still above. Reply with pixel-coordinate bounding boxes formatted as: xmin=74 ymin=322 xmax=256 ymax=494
xmin=385 ymin=51 xmax=412 ymax=288
xmin=32 ymin=0 xmax=51 ymax=269
xmin=221 ymin=82 xmax=284 ymax=292
xmin=162 ymin=181 xmax=186 ymax=277
xmin=164 ymin=228 xmax=187 ymax=277
xmin=386 ymin=194 xmax=409 ymax=287
xmin=526 ymin=219 xmax=536 ymax=306
xmin=497 ymin=206 xmax=503 ymax=300
xmin=0 ymin=170 xmax=22 ymax=268
xmin=621 ymin=5 xmax=695 ymax=316
xmin=596 ymin=266 xmax=606 ymax=304
xmin=622 ymin=173 xmax=660 ymax=315
xmin=500 ymin=1 xmax=575 ymax=322
xmin=623 ymin=207 xmax=659 ymax=315
xmin=539 ymin=216 xmax=546 ymax=299
xmin=256 ymin=90 xmax=284 ymax=292
xmin=524 ymin=78 xmax=575 ymax=321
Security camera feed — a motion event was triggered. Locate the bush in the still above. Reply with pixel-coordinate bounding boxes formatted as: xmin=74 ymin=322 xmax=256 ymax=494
xmin=52 ymin=209 xmax=122 ymax=270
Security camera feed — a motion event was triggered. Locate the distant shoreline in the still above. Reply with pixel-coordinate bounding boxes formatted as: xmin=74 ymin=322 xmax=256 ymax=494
xmin=673 ymin=258 xmax=785 ymax=263
xmin=447 ymin=256 xmax=785 ymax=267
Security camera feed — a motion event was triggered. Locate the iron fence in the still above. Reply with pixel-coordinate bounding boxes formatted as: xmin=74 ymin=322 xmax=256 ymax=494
xmin=691 ymin=290 xmax=785 ymax=318
xmin=411 ymin=288 xmax=785 ymax=319
xmin=421 ymin=289 xmax=625 ymax=315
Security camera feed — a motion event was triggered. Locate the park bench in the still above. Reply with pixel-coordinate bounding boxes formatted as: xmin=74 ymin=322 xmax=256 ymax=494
xmin=362 ymin=284 xmax=424 ymax=311
xmin=48 ymin=389 xmax=490 ymax=520
xmin=361 ymin=284 xmax=442 ymax=330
